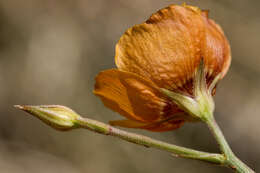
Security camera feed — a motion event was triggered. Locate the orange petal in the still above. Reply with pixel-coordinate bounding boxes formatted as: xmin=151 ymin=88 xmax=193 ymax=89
xmin=109 ymin=119 xmax=147 ymax=128
xmin=109 ymin=111 xmax=191 ymax=132
xmin=94 ymin=69 xmax=178 ymax=123
xmin=202 ymin=14 xmax=231 ymax=79
xmin=110 ymin=119 xmax=184 ymax=132
xmin=115 ymin=5 xmax=205 ymax=90
xmin=143 ymin=119 xmax=185 ymax=132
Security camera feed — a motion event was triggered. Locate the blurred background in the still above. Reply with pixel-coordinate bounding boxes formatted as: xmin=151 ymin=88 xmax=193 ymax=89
xmin=0 ymin=0 xmax=259 ymax=172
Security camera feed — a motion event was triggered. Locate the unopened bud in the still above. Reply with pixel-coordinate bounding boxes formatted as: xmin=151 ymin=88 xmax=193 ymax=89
xmin=14 ymin=105 xmax=80 ymax=130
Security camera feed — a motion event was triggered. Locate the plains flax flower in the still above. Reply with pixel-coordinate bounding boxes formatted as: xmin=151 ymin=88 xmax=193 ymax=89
xmin=94 ymin=4 xmax=231 ymax=131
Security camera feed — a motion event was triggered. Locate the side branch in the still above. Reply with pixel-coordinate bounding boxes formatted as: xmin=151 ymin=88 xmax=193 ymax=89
xmin=76 ymin=117 xmax=225 ymax=165
xmin=14 ymin=105 xmax=225 ymax=166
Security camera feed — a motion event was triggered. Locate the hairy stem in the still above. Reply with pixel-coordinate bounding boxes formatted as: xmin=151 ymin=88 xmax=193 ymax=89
xmin=76 ymin=117 xmax=225 ymax=165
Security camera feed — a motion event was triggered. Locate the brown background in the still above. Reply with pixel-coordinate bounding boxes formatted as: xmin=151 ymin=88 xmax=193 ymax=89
xmin=0 ymin=0 xmax=259 ymax=172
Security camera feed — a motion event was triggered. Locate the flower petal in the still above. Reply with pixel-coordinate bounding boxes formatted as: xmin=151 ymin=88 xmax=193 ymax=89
xmin=115 ymin=5 xmax=205 ymax=90
xmin=202 ymin=13 xmax=231 ymax=79
xmin=144 ymin=119 xmax=184 ymax=132
xmin=109 ymin=119 xmax=147 ymax=128
xmin=109 ymin=119 xmax=184 ymax=132
xmin=94 ymin=69 xmax=180 ymax=123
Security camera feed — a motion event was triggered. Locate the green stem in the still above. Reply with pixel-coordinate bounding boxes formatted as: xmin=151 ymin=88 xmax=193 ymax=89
xmin=15 ymin=104 xmax=255 ymax=172
xmin=76 ymin=117 xmax=225 ymax=165
xmin=205 ymin=116 xmax=255 ymax=173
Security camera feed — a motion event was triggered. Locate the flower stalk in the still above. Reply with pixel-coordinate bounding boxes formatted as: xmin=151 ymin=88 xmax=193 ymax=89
xmin=14 ymin=104 xmax=225 ymax=165
xmin=76 ymin=116 xmax=226 ymax=165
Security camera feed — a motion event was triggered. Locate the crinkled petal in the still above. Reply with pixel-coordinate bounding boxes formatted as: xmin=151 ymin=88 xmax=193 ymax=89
xmin=110 ymin=119 xmax=184 ymax=132
xmin=94 ymin=69 xmax=182 ymax=123
xmin=202 ymin=12 xmax=231 ymax=79
xmin=109 ymin=119 xmax=148 ymax=128
xmin=115 ymin=5 xmax=205 ymax=90
xmin=143 ymin=119 xmax=185 ymax=132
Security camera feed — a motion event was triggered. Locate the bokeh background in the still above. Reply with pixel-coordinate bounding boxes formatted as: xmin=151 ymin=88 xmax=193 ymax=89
xmin=0 ymin=0 xmax=259 ymax=172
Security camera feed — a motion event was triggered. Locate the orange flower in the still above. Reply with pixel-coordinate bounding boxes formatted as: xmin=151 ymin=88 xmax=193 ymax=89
xmin=94 ymin=4 xmax=231 ymax=132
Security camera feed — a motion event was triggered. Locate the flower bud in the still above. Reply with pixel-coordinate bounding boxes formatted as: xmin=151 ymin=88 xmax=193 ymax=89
xmin=14 ymin=105 xmax=80 ymax=130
